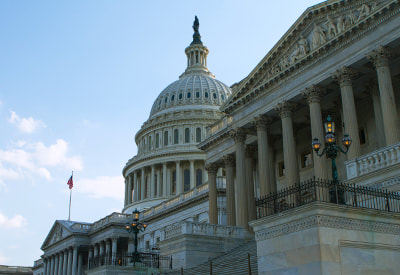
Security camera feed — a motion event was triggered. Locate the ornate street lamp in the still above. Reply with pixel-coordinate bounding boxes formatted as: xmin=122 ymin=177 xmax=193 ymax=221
xmin=125 ymin=209 xmax=147 ymax=264
xmin=312 ymin=115 xmax=352 ymax=202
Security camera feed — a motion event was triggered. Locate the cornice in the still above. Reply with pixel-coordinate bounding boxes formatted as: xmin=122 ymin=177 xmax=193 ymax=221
xmin=222 ymin=0 xmax=398 ymax=115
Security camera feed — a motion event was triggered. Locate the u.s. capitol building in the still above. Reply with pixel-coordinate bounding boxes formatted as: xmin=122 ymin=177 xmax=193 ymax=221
xmin=34 ymin=0 xmax=400 ymax=274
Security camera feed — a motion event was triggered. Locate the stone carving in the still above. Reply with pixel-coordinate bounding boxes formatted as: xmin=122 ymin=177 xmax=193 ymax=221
xmin=311 ymin=23 xmax=327 ymax=49
xmin=357 ymin=3 xmax=371 ymax=22
xmin=275 ymin=101 xmax=296 ymax=119
xmin=291 ymin=35 xmax=309 ymax=64
xmin=302 ymin=85 xmax=325 ymax=104
xmin=336 ymin=15 xmax=345 ymax=34
xmin=326 ymin=16 xmax=337 ymax=39
xmin=53 ymin=224 xmax=63 ymax=242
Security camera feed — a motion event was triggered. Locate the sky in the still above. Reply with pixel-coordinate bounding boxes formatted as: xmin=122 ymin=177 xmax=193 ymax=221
xmin=0 ymin=0 xmax=322 ymax=267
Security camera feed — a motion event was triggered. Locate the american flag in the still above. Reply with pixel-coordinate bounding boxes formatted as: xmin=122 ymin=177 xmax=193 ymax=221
xmin=67 ymin=175 xmax=73 ymax=189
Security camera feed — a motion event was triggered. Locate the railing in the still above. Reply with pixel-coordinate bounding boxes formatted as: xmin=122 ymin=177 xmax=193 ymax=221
xmin=206 ymin=115 xmax=233 ymax=137
xmin=345 ymin=142 xmax=400 ymax=179
xmin=88 ymin=252 xmax=172 ymax=270
xmin=91 ymin=212 xmax=130 ymax=231
xmin=255 ymin=178 xmax=400 ymax=219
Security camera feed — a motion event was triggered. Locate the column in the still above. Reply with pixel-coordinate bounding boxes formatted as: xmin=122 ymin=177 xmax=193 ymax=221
xmin=132 ymin=171 xmax=137 ymax=202
xmin=124 ymin=178 xmax=128 ymax=206
xmin=50 ymin=255 xmax=55 ymax=275
xmin=367 ymin=46 xmax=400 ymax=145
xmin=77 ymin=253 xmax=82 ymax=275
xmin=189 ymin=160 xmax=195 ymax=189
xmin=63 ymin=249 xmax=68 ymax=275
xmin=254 ymin=115 xmax=273 ymax=196
xmin=367 ymin=80 xmax=386 ymax=147
xmin=162 ymin=163 xmax=168 ymax=197
xmin=58 ymin=252 xmax=63 ymax=275
xmin=245 ymin=145 xmax=256 ymax=222
xmin=141 ymin=168 xmax=145 ymax=200
xmin=127 ymin=174 xmax=132 ymax=205
xmin=231 ymin=128 xmax=249 ymax=229
xmin=54 ymin=254 xmax=59 ymax=275
xmin=88 ymin=247 xmax=93 ymax=271
xmin=302 ymin=85 xmax=328 ymax=180
xmin=111 ymin=238 xmax=118 ymax=265
xmin=176 ymin=161 xmax=182 ymax=194
xmin=206 ymin=163 xmax=219 ymax=224
xmin=99 ymin=242 xmax=104 ymax=264
xmin=333 ymin=67 xmax=360 ymax=159
xmin=43 ymin=258 xmax=47 ymax=275
xmin=105 ymin=240 xmax=111 ymax=262
xmin=67 ymin=248 xmax=73 ymax=275
xmin=151 ymin=165 xmax=156 ymax=197
xmin=72 ymin=246 xmax=78 ymax=275
xmin=157 ymin=168 xmax=162 ymax=197
xmin=276 ymin=101 xmax=300 ymax=187
xmin=223 ymin=154 xmax=236 ymax=226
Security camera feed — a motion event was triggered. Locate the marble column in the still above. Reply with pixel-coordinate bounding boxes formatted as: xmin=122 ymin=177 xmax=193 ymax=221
xmin=162 ymin=163 xmax=168 ymax=197
xmin=276 ymin=101 xmax=300 ymax=187
xmin=206 ymin=163 xmax=219 ymax=224
xmin=67 ymin=248 xmax=73 ymax=275
xmin=190 ymin=160 xmax=195 ymax=189
xmin=124 ymin=178 xmax=128 ymax=206
xmin=111 ymin=238 xmax=118 ymax=265
xmin=51 ymin=255 xmax=55 ymax=275
xmin=157 ymin=168 xmax=162 ymax=197
xmin=105 ymin=240 xmax=111 ymax=259
xmin=302 ymin=85 xmax=328 ymax=180
xmin=54 ymin=254 xmax=59 ymax=275
xmin=254 ymin=115 xmax=273 ymax=196
xmin=367 ymin=46 xmax=400 ymax=145
xmin=58 ymin=252 xmax=63 ymax=275
xmin=223 ymin=154 xmax=236 ymax=226
xmin=133 ymin=171 xmax=138 ymax=202
xmin=88 ymin=248 xmax=93 ymax=270
xmin=176 ymin=161 xmax=182 ymax=194
xmin=151 ymin=165 xmax=156 ymax=198
xmin=231 ymin=128 xmax=249 ymax=229
xmin=77 ymin=253 xmax=82 ymax=275
xmin=141 ymin=168 xmax=145 ymax=199
xmin=43 ymin=258 xmax=47 ymax=275
xmin=333 ymin=67 xmax=360 ymax=159
xmin=367 ymin=80 xmax=386 ymax=147
xmin=245 ymin=145 xmax=257 ymax=222
xmin=127 ymin=174 xmax=132 ymax=205
xmin=72 ymin=247 xmax=78 ymax=275
xmin=63 ymin=249 xmax=68 ymax=275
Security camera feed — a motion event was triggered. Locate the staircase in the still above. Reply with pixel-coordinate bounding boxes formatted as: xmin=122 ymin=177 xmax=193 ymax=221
xmin=164 ymin=240 xmax=258 ymax=275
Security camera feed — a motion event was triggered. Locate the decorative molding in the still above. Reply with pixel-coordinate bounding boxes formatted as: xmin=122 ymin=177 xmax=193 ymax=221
xmin=275 ymin=101 xmax=296 ymax=119
xmin=367 ymin=45 xmax=392 ymax=68
xmin=302 ymin=85 xmax=325 ymax=104
xmin=332 ymin=66 xmax=357 ymax=87
xmin=230 ymin=128 xmax=247 ymax=143
xmin=255 ymin=213 xmax=400 ymax=241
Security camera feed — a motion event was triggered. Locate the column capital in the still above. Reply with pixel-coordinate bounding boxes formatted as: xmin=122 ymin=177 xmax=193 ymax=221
xmin=302 ymin=85 xmax=325 ymax=104
xmin=253 ymin=115 xmax=272 ymax=129
xmin=230 ymin=128 xmax=247 ymax=143
xmin=332 ymin=66 xmax=356 ymax=87
xmin=222 ymin=154 xmax=235 ymax=168
xmin=275 ymin=101 xmax=296 ymax=119
xmin=205 ymin=163 xmax=219 ymax=174
xmin=367 ymin=46 xmax=391 ymax=68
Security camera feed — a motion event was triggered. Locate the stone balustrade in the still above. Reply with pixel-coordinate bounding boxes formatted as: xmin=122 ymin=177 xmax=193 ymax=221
xmin=345 ymin=142 xmax=400 ymax=179
xmin=164 ymin=221 xmax=249 ymax=240
xmin=91 ymin=212 xmax=130 ymax=231
xmin=206 ymin=115 xmax=233 ymax=138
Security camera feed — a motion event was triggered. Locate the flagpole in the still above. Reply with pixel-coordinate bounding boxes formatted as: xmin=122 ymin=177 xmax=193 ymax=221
xmin=68 ymin=171 xmax=73 ymax=221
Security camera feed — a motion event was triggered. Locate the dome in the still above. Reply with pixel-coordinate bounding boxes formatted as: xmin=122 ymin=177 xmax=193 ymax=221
xmin=149 ymin=74 xmax=231 ymax=119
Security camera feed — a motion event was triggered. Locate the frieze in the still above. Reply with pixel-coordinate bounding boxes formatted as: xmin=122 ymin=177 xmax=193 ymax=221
xmin=222 ymin=0 xmax=396 ymax=115
xmin=255 ymin=213 xmax=400 ymax=241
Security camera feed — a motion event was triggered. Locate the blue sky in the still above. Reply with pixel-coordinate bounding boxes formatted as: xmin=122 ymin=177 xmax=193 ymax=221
xmin=0 ymin=0 xmax=321 ymax=266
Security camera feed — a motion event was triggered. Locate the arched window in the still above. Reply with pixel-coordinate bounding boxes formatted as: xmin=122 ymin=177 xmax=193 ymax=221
xmin=179 ymin=93 xmax=183 ymax=100
xmin=171 ymin=94 xmax=175 ymax=101
xmin=164 ymin=131 xmax=168 ymax=146
xmin=164 ymin=97 xmax=168 ymax=103
xmin=187 ymin=92 xmax=191 ymax=98
xmin=148 ymin=136 xmax=152 ymax=151
xmin=185 ymin=128 xmax=190 ymax=143
xmin=213 ymin=93 xmax=217 ymax=99
xmin=174 ymin=129 xmax=179 ymax=144
xmin=184 ymin=169 xmax=190 ymax=191
xmin=196 ymin=91 xmax=200 ymax=98
xmin=205 ymin=92 xmax=209 ymax=98
xmin=196 ymin=169 xmax=203 ymax=186
xmin=221 ymin=94 xmax=225 ymax=101
xmin=196 ymin=127 xmax=201 ymax=143
xmin=155 ymin=133 xmax=159 ymax=148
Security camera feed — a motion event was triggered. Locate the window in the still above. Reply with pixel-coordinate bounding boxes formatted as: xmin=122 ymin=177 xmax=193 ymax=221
xmin=184 ymin=169 xmax=190 ymax=191
xmin=171 ymin=94 xmax=175 ymax=101
xmin=301 ymin=151 xmax=312 ymax=168
xmin=179 ymin=93 xmax=183 ymax=100
xmin=359 ymin=127 xmax=367 ymax=145
xmin=205 ymin=92 xmax=209 ymax=98
xmin=174 ymin=129 xmax=179 ymax=144
xmin=278 ymin=161 xmax=285 ymax=177
xmin=185 ymin=128 xmax=190 ymax=143
xmin=187 ymin=92 xmax=191 ymax=98
xmin=196 ymin=91 xmax=200 ymax=98
xmin=213 ymin=93 xmax=217 ymax=99
xmin=164 ymin=97 xmax=168 ymax=103
xmin=172 ymin=170 xmax=176 ymax=194
xmin=155 ymin=133 xmax=159 ymax=148
xmin=221 ymin=94 xmax=225 ymax=101
xmin=164 ymin=131 xmax=168 ymax=146
xmin=196 ymin=127 xmax=201 ymax=143
xmin=148 ymin=136 xmax=152 ymax=151
xmin=196 ymin=169 xmax=202 ymax=186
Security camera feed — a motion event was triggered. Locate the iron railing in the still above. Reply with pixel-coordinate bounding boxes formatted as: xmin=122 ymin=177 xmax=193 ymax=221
xmin=88 ymin=252 xmax=172 ymax=270
xmin=256 ymin=178 xmax=400 ymax=219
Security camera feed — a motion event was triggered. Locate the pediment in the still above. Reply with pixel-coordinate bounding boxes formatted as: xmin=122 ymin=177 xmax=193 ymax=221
xmin=223 ymin=0 xmax=392 ymax=113
xmin=41 ymin=220 xmax=72 ymax=250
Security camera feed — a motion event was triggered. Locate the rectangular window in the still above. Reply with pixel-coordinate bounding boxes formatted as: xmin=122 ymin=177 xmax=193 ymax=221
xmin=174 ymin=129 xmax=179 ymax=144
xmin=196 ymin=127 xmax=201 ymax=143
xmin=278 ymin=161 xmax=285 ymax=177
xmin=156 ymin=133 xmax=159 ymax=148
xmin=185 ymin=128 xmax=190 ymax=143
xmin=164 ymin=131 xmax=168 ymax=146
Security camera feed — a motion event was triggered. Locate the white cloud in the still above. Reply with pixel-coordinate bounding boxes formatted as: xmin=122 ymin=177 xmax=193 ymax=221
xmin=76 ymin=176 xmax=124 ymax=200
xmin=0 ymin=211 xmax=27 ymax=229
xmin=9 ymin=110 xmax=46 ymax=133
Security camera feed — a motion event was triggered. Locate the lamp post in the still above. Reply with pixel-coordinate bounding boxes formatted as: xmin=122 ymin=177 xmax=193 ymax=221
xmin=125 ymin=209 xmax=147 ymax=264
xmin=311 ymin=115 xmax=352 ymax=202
